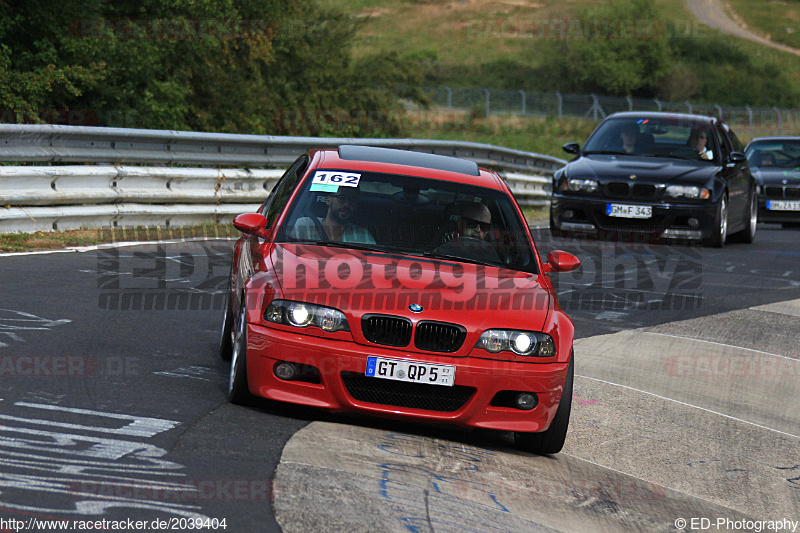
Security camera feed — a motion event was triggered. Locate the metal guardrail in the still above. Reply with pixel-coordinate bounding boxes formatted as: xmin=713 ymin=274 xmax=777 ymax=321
xmin=0 ymin=124 xmax=565 ymax=173
xmin=0 ymin=125 xmax=562 ymax=233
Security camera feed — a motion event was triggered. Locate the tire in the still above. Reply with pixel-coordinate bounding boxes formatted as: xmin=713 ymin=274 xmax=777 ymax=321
xmin=514 ymin=355 xmax=573 ymax=455
xmin=704 ymin=194 xmax=728 ymax=248
xmin=227 ymin=301 xmax=252 ymax=405
xmin=218 ymin=276 xmax=234 ymax=361
xmin=731 ymin=188 xmax=757 ymax=244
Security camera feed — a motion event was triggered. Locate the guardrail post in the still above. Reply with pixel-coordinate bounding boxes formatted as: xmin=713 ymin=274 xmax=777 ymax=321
xmin=714 ymin=104 xmax=723 ymax=120
xmin=519 ymin=90 xmax=526 ymax=116
xmin=626 ymin=96 xmax=633 ymax=111
xmin=745 ymin=105 xmax=753 ymax=135
xmin=653 ymin=98 xmax=662 ymax=112
xmin=774 ymin=106 xmax=782 ymax=133
xmin=685 ymin=101 xmax=692 ymax=114
xmin=445 ymin=86 xmax=452 ymax=111
xmin=556 ymin=92 xmax=562 ymax=119
xmin=483 ymin=88 xmax=490 ymax=118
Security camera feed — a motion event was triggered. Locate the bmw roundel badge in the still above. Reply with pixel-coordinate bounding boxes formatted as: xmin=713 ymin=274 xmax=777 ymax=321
xmin=409 ymin=303 xmax=423 ymax=313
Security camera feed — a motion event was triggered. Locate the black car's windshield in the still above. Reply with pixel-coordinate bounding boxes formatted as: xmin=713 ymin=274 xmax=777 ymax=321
xmin=276 ymin=170 xmax=538 ymax=273
xmin=583 ymin=117 xmax=719 ymax=162
xmin=746 ymin=140 xmax=800 ymax=169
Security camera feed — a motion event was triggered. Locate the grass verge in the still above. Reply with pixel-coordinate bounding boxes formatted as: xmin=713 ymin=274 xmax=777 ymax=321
xmin=0 ymin=224 xmax=239 ymax=253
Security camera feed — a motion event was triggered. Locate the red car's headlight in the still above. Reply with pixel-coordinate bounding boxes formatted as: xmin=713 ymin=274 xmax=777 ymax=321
xmin=476 ymin=330 xmax=556 ymax=357
xmin=265 ymin=300 xmax=350 ymax=333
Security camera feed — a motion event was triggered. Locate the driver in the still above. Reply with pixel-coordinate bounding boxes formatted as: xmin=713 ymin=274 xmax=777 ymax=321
xmin=688 ymin=128 xmax=714 ymax=160
xmin=291 ymin=187 xmax=375 ymax=244
xmin=436 ymin=202 xmax=500 ymax=263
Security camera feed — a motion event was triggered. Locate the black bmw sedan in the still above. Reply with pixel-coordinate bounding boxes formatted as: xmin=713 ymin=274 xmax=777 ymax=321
xmin=550 ymin=112 xmax=758 ymax=247
xmin=744 ymin=137 xmax=800 ymax=228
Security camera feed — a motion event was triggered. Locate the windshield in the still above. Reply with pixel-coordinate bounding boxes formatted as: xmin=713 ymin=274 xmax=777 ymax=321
xmin=583 ymin=117 xmax=719 ymax=162
xmin=746 ymin=140 xmax=800 ymax=169
xmin=276 ymin=170 xmax=538 ymax=273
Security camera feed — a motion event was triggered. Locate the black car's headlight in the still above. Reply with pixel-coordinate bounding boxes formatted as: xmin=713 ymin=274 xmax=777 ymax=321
xmin=564 ymin=178 xmax=599 ymax=193
xmin=265 ymin=300 xmax=350 ymax=332
xmin=475 ymin=330 xmax=556 ymax=357
xmin=665 ymin=185 xmax=710 ymax=199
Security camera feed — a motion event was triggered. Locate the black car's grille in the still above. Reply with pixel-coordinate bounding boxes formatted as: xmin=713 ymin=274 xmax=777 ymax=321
xmin=414 ymin=321 xmax=466 ymax=353
xmin=607 ymin=182 xmax=629 ymax=197
xmin=787 ymin=187 xmax=800 ymax=199
xmin=766 ymin=186 xmax=784 ymax=198
xmin=632 ymin=183 xmax=657 ymax=199
xmin=341 ymin=372 xmax=475 ymax=412
xmin=362 ymin=315 xmax=412 ymax=347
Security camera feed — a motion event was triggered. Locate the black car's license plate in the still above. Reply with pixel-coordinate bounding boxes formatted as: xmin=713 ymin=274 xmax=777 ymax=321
xmin=607 ymin=203 xmax=652 ymax=219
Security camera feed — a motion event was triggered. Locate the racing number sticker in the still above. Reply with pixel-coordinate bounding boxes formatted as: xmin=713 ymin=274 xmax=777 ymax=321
xmin=309 ymin=171 xmax=361 ymax=192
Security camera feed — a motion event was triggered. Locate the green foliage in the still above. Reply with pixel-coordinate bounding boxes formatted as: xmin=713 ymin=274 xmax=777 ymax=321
xmin=669 ymin=31 xmax=799 ymax=107
xmin=0 ymin=0 xmax=426 ymax=135
xmin=529 ymin=0 xmax=671 ymax=96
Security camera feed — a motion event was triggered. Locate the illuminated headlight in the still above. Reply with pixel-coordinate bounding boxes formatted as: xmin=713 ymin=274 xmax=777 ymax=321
xmin=287 ymin=303 xmax=312 ymax=326
xmin=665 ymin=185 xmax=710 ymax=199
xmin=476 ymin=330 xmax=556 ymax=357
xmin=567 ymin=178 xmax=599 ymax=193
xmin=265 ymin=300 xmax=350 ymax=332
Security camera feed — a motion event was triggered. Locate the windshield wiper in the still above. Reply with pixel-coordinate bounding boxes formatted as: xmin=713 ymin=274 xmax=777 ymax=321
xmin=419 ymin=250 xmax=501 ymax=268
xmin=299 ymin=240 xmax=391 ymax=253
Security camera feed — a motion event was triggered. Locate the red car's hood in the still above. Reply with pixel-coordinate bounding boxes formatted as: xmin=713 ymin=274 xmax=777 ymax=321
xmin=269 ymin=243 xmax=551 ymax=331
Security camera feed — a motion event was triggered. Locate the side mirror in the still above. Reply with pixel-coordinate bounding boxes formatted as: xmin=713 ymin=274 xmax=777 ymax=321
xmin=233 ymin=213 xmax=270 ymax=239
xmin=729 ymin=152 xmax=747 ymax=163
xmin=562 ymin=142 xmax=580 ymax=155
xmin=543 ymin=250 xmax=581 ymax=274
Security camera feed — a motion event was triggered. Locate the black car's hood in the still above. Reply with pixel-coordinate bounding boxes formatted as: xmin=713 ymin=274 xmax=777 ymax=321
xmin=566 ymin=154 xmax=719 ymax=184
xmin=753 ymin=168 xmax=800 ymax=185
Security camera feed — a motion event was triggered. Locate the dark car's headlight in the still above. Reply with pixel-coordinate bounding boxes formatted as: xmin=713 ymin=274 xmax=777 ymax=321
xmin=476 ymin=330 xmax=556 ymax=357
xmin=564 ymin=178 xmax=599 ymax=193
xmin=265 ymin=300 xmax=350 ymax=332
xmin=665 ymin=185 xmax=710 ymax=199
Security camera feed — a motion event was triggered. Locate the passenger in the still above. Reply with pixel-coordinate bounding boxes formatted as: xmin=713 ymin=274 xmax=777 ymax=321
xmin=291 ymin=187 xmax=375 ymax=243
xmin=688 ymin=128 xmax=714 ymax=160
xmin=436 ymin=202 xmax=501 ymax=263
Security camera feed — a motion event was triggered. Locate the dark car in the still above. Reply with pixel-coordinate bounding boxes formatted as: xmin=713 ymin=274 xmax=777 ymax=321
xmin=550 ymin=112 xmax=758 ymax=247
xmin=221 ymin=145 xmax=582 ymax=454
xmin=744 ymin=137 xmax=800 ymax=228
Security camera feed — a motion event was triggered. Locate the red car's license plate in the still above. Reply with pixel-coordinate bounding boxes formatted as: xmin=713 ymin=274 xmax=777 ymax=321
xmin=365 ymin=356 xmax=455 ymax=387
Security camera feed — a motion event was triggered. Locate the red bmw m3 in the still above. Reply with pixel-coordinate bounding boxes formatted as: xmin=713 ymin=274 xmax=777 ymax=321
xmin=220 ymin=145 xmax=580 ymax=454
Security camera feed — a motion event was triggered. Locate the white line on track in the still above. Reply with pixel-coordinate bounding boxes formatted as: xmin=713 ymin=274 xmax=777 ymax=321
xmin=576 ymin=374 xmax=800 ymax=439
xmin=0 ymin=237 xmax=238 ymax=257
xmin=642 ymin=331 xmax=798 ymax=361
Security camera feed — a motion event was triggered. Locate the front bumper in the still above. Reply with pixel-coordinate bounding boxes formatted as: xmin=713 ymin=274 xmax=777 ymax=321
xmin=245 ymin=323 xmax=569 ymax=433
xmin=551 ymin=194 xmax=717 ymax=241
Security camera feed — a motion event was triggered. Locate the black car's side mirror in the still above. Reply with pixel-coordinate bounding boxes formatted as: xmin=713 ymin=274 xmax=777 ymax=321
xmin=562 ymin=142 xmax=580 ymax=155
xmin=729 ymin=152 xmax=747 ymax=163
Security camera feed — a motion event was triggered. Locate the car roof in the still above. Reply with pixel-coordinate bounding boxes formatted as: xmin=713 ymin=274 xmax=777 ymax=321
xmin=747 ymin=136 xmax=800 ymax=144
xmin=308 ymin=145 xmax=506 ymax=190
xmin=604 ymin=111 xmax=719 ymax=126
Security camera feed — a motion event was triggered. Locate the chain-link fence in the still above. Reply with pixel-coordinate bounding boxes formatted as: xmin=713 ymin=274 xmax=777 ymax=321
xmin=419 ymin=86 xmax=800 ymax=137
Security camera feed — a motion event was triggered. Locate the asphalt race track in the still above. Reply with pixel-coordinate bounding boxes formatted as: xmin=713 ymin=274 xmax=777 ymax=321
xmin=0 ymin=225 xmax=798 ymax=532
